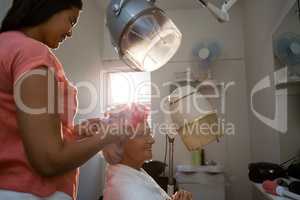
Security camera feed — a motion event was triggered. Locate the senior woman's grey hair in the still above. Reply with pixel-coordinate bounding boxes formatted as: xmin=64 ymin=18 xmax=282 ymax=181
xmin=102 ymin=141 xmax=124 ymax=165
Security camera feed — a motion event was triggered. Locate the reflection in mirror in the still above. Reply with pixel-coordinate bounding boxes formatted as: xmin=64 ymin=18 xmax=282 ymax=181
xmin=272 ymin=1 xmax=300 ymax=165
xmin=273 ymin=2 xmax=300 ymax=83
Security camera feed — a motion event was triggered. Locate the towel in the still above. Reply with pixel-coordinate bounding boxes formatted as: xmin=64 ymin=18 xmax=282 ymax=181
xmin=103 ymin=164 xmax=171 ymax=200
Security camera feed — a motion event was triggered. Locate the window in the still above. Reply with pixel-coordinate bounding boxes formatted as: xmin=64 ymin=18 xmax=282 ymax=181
xmin=105 ymin=71 xmax=152 ymax=125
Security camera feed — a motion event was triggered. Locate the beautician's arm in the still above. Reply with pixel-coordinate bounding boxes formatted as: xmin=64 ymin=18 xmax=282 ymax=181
xmin=15 ymin=67 xmax=118 ymax=177
xmin=73 ymin=118 xmax=104 ymax=139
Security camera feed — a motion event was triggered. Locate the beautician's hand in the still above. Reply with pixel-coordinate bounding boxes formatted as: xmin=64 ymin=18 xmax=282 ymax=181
xmin=172 ymin=191 xmax=193 ymax=200
xmin=74 ymin=118 xmax=104 ymax=139
xmin=100 ymin=118 xmax=132 ymax=144
xmin=76 ymin=117 xmax=131 ymax=143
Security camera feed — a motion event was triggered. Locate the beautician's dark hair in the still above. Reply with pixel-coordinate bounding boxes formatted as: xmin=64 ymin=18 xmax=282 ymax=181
xmin=0 ymin=0 xmax=83 ymax=33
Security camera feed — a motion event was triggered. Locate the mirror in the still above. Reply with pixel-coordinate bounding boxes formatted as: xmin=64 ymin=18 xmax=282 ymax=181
xmin=273 ymin=2 xmax=300 ymax=85
xmin=272 ymin=1 xmax=300 ymax=163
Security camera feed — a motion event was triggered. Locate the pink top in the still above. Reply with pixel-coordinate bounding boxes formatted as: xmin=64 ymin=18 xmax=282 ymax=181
xmin=0 ymin=31 xmax=79 ymax=199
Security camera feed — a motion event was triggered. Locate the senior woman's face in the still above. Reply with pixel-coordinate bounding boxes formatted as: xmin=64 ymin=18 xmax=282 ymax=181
xmin=122 ymin=123 xmax=155 ymax=164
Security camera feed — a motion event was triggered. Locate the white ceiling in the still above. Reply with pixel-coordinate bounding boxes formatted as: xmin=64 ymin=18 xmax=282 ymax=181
xmin=96 ymin=0 xmax=229 ymax=11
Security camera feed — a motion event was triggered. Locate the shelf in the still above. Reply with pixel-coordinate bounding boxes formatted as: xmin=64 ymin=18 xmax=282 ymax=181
xmin=276 ymin=81 xmax=300 ymax=89
xmin=276 ymin=81 xmax=300 ymax=95
xmin=252 ymin=183 xmax=290 ymax=200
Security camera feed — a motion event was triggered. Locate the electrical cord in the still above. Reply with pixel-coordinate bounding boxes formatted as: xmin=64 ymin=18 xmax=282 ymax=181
xmin=198 ymin=0 xmax=208 ymax=7
xmin=163 ymin=134 xmax=168 ymax=176
xmin=280 ymin=155 xmax=300 ymax=170
xmin=298 ymin=0 xmax=300 ymax=22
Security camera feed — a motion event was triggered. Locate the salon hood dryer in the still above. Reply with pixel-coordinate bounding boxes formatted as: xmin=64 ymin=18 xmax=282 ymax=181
xmin=164 ymin=84 xmax=224 ymax=196
xmin=166 ymin=85 xmax=223 ymax=151
xmin=106 ymin=0 xmax=182 ymax=72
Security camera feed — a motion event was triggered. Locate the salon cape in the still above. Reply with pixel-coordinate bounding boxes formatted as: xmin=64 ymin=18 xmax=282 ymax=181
xmin=103 ymin=164 xmax=171 ymax=200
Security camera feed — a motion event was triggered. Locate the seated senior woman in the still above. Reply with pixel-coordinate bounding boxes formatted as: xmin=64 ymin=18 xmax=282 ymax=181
xmin=102 ymin=103 xmax=193 ymax=200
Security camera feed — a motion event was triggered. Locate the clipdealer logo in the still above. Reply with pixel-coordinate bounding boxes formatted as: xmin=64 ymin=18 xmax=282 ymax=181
xmin=250 ymin=67 xmax=288 ymax=133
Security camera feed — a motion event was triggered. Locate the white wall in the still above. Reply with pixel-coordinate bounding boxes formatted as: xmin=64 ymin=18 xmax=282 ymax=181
xmin=102 ymin=4 xmax=251 ymax=200
xmin=243 ymin=0 xmax=299 ymax=167
xmin=273 ymin=3 xmax=300 ymax=38
xmin=152 ymin=6 xmax=251 ymax=200
xmin=54 ymin=1 xmax=106 ymax=199
xmin=0 ymin=0 xmax=11 ymax=24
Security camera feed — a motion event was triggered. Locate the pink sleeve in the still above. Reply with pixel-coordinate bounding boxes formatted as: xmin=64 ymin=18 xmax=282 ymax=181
xmin=12 ymin=42 xmax=57 ymax=85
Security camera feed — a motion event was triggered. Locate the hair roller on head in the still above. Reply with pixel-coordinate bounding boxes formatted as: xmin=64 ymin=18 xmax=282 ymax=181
xmin=105 ymin=103 xmax=149 ymax=129
xmin=102 ymin=103 xmax=150 ymax=165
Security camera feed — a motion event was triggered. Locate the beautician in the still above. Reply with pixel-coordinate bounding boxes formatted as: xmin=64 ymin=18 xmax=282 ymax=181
xmin=0 ymin=0 xmax=125 ymax=199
